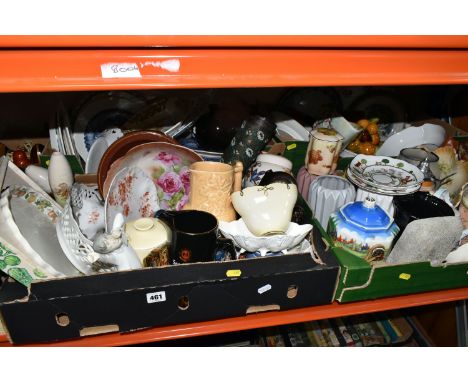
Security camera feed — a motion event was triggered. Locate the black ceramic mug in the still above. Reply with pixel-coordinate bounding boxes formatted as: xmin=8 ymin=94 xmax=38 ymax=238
xmin=155 ymin=209 xmax=235 ymax=264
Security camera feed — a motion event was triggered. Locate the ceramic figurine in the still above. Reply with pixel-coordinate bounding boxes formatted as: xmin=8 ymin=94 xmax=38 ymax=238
xmin=48 ymin=151 xmax=73 ymax=207
xmin=231 ymin=182 xmax=298 ymax=236
xmin=243 ymin=154 xmax=293 ymax=187
xmin=305 ymin=128 xmax=343 ymax=176
xmin=222 ymin=115 xmax=277 ymax=173
xmin=327 ymin=197 xmax=400 ymax=263
xmin=92 ymin=213 xmax=142 ymax=271
xmin=183 ymin=161 xmax=243 ymax=222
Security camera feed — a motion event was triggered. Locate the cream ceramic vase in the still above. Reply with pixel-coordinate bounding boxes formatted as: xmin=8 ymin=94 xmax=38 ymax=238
xmin=48 ymin=151 xmax=73 ymax=207
xmin=183 ymin=161 xmax=243 ymax=222
xmin=306 ymin=128 xmax=343 ymax=176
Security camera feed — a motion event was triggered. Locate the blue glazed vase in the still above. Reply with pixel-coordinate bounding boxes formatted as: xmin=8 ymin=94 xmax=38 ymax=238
xmin=327 ymin=197 xmax=399 ymax=263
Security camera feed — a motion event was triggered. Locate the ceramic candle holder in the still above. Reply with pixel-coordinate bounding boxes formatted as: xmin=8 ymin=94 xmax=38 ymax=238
xmin=305 ymin=128 xmax=343 ymax=176
xmin=308 ymin=175 xmax=356 ymax=229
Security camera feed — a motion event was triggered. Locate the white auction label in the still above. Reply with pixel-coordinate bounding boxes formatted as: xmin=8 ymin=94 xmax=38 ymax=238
xmin=146 ymin=291 xmax=166 ymax=304
xmin=101 ymin=62 xmax=141 ymax=78
xmin=257 ymin=284 xmax=272 ymax=294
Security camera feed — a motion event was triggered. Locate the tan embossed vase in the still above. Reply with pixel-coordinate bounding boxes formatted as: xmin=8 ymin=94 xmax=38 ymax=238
xmin=183 ymin=161 xmax=243 ymax=222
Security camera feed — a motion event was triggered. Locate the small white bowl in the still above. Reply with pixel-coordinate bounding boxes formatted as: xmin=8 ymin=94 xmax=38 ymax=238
xmin=376 ymin=123 xmax=446 ymax=157
xmin=219 ymin=219 xmax=313 ymax=256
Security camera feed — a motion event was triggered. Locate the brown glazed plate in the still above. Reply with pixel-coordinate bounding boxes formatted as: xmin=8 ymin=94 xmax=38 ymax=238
xmin=97 ymin=130 xmax=178 ymax=196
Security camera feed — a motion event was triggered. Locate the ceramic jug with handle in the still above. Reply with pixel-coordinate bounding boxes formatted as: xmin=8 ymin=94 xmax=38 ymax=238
xmin=183 ymin=161 xmax=243 ymax=222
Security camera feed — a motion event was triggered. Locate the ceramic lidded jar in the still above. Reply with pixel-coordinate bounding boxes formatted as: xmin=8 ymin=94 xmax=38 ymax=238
xmin=305 ymin=128 xmax=343 ymax=176
xmin=125 ymin=217 xmax=171 ymax=267
xmin=243 ymin=154 xmax=293 ymax=187
xmin=327 ymin=197 xmax=400 ymax=263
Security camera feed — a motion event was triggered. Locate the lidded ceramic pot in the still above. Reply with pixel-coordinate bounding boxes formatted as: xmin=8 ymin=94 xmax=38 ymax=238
xmin=327 ymin=197 xmax=400 ymax=263
xmin=305 ymin=128 xmax=343 ymax=176
xmin=125 ymin=217 xmax=171 ymax=267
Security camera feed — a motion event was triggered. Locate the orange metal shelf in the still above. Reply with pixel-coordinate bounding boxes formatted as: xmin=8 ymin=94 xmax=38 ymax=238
xmin=1 ymin=49 xmax=468 ymax=93
xmin=1 ymin=287 xmax=467 ymax=347
xmin=1 ymin=35 xmax=468 ymax=48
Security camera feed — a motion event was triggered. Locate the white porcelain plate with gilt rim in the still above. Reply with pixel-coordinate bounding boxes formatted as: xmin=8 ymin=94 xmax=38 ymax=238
xmin=349 ymin=154 xmax=424 ymax=190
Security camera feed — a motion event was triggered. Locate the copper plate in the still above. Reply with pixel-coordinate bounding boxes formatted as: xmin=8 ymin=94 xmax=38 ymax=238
xmin=97 ymin=130 xmax=178 ymax=195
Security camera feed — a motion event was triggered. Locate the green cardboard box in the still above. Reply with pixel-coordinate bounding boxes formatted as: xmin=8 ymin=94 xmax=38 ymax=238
xmin=281 ymin=140 xmax=468 ymax=303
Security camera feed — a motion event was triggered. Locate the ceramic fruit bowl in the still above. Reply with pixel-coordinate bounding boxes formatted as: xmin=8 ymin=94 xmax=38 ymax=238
xmin=103 ymin=142 xmax=203 ymax=211
xmin=0 ymin=185 xmax=79 ymax=277
xmin=219 ymin=218 xmax=313 ymax=256
xmin=97 ymin=130 xmax=178 ymax=194
xmin=231 ymin=182 xmax=298 ymax=236
xmin=104 ymin=166 xmax=159 ymax=233
xmin=0 ymin=235 xmax=54 ymax=286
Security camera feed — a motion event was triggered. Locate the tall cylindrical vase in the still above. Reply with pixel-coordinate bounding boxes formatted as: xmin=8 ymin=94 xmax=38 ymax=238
xmin=48 ymin=152 xmax=73 ymax=207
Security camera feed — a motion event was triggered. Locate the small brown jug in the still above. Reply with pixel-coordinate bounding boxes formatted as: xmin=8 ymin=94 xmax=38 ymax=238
xmin=183 ymin=161 xmax=243 ymax=222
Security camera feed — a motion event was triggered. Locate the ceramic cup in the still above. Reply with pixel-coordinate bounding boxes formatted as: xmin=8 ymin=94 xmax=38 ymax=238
xmin=355 ymin=188 xmax=395 ymax=216
xmin=305 ymin=128 xmax=343 ymax=176
xmin=243 ymin=153 xmax=293 ymax=187
xmin=308 ymin=175 xmax=356 ymax=229
xmin=155 ymin=209 xmax=235 ymax=264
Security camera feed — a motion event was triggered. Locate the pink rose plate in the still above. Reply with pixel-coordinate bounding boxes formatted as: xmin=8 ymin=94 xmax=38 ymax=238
xmin=103 ymin=142 xmax=203 ymax=212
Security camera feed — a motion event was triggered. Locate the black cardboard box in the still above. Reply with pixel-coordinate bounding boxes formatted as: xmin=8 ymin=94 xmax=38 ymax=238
xmin=0 ymin=223 xmax=340 ymax=345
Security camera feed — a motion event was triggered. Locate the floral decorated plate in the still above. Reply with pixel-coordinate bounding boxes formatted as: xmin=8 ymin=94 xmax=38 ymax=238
xmin=0 ymin=236 xmax=53 ymax=286
xmin=0 ymin=186 xmax=79 ymax=277
xmin=349 ymin=155 xmax=423 ymax=190
xmin=103 ymin=142 xmax=203 ymax=211
xmin=346 ymin=168 xmax=420 ymax=196
xmin=104 ymin=166 xmax=159 ymax=233
xmin=219 ymin=219 xmax=313 ymax=256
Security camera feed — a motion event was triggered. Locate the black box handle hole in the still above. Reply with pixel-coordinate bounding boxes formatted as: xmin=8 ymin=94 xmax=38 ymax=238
xmin=178 ymin=296 xmax=190 ymax=310
xmin=287 ymin=285 xmax=298 ymax=299
xmin=55 ymin=313 xmax=70 ymax=327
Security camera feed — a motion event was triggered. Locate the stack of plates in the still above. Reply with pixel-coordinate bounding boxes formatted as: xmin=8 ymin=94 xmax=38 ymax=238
xmin=346 ymin=154 xmax=424 ymax=196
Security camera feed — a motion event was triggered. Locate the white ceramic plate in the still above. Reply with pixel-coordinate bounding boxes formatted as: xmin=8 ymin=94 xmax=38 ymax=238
xmin=85 ymin=136 xmax=109 ymax=174
xmin=349 ymin=154 xmax=424 ymax=188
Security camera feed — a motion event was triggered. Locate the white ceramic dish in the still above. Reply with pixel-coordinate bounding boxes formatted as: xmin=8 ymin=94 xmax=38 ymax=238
xmin=0 ymin=235 xmax=54 ymax=286
xmin=349 ymin=154 xmax=424 ymax=190
xmin=272 ymin=112 xmax=310 ymax=142
xmin=231 ymin=183 xmax=298 ymax=236
xmin=0 ymin=186 xmax=79 ymax=277
xmin=376 ymin=123 xmax=446 ymax=157
xmin=105 ymin=166 xmax=159 ymax=233
xmin=219 ymin=219 xmax=313 ymax=256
